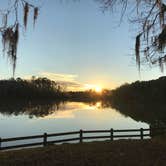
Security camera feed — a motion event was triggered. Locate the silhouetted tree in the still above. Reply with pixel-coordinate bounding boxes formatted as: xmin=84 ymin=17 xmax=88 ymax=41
xmin=2 ymin=1 xmax=166 ymax=73
xmin=98 ymin=1 xmax=166 ymax=72
xmin=109 ymin=76 xmax=166 ymax=104
xmin=0 ymin=0 xmax=39 ymax=76
xmin=0 ymin=77 xmax=66 ymax=99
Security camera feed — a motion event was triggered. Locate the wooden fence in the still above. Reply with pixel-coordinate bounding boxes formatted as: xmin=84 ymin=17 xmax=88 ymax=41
xmin=0 ymin=128 xmax=155 ymax=151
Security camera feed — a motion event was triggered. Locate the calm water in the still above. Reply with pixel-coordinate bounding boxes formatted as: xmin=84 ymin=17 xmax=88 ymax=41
xmin=0 ymin=101 xmax=149 ymax=139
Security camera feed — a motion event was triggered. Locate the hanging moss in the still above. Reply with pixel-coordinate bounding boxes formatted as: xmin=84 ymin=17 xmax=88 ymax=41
xmin=158 ymin=26 xmax=166 ymax=51
xmin=33 ymin=7 xmax=39 ymax=27
xmin=2 ymin=24 xmax=19 ymax=76
xmin=0 ymin=1 xmax=39 ymax=76
xmin=135 ymin=33 xmax=142 ymax=71
xmin=24 ymin=2 xmax=29 ymax=29
xmin=159 ymin=57 xmax=164 ymax=72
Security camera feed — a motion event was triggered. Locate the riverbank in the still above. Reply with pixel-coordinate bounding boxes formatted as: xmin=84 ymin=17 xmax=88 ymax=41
xmin=1 ymin=139 xmax=166 ymax=166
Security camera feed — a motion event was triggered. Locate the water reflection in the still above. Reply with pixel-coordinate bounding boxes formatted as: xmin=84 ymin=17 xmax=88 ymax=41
xmin=110 ymin=101 xmax=166 ymax=127
xmin=0 ymin=100 xmax=107 ymax=118
xmin=0 ymin=100 xmax=149 ymax=138
xmin=0 ymin=100 xmax=65 ymax=118
xmin=0 ymin=100 xmax=166 ymax=126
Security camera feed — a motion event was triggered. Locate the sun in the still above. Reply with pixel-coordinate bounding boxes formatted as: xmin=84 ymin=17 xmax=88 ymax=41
xmin=94 ymin=86 xmax=102 ymax=93
xmin=84 ymin=84 xmax=103 ymax=93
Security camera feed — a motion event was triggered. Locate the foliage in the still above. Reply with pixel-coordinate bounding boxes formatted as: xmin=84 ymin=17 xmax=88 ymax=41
xmin=99 ymin=0 xmax=166 ymax=72
xmin=105 ymin=76 xmax=166 ymax=125
xmin=2 ymin=1 xmax=166 ymax=74
xmin=109 ymin=76 xmax=166 ymax=104
xmin=0 ymin=0 xmax=39 ymax=76
xmin=0 ymin=77 xmax=64 ymax=99
xmin=67 ymin=89 xmax=104 ymax=101
xmin=0 ymin=77 xmax=109 ymax=101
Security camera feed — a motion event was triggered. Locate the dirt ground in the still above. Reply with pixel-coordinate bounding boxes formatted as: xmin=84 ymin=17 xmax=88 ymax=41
xmin=0 ymin=139 xmax=166 ymax=166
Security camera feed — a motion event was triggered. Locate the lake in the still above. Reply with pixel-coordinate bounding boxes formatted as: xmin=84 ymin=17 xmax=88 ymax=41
xmin=0 ymin=101 xmax=149 ymax=139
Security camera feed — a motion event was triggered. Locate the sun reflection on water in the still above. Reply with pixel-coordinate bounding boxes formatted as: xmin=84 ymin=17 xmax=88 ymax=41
xmin=40 ymin=101 xmax=103 ymax=119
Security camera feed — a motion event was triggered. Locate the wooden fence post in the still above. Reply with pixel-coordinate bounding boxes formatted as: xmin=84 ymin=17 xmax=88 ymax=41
xmin=80 ymin=129 xmax=83 ymax=143
xmin=140 ymin=128 xmax=143 ymax=140
xmin=111 ymin=128 xmax=114 ymax=141
xmin=43 ymin=133 xmax=47 ymax=146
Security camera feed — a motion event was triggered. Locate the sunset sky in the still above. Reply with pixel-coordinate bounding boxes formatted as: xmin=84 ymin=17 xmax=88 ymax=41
xmin=0 ymin=0 xmax=164 ymax=91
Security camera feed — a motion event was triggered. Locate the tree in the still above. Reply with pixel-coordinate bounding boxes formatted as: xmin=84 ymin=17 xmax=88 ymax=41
xmin=0 ymin=0 xmax=39 ymax=76
xmin=1 ymin=0 xmax=166 ymax=74
xmin=98 ymin=0 xmax=166 ymax=72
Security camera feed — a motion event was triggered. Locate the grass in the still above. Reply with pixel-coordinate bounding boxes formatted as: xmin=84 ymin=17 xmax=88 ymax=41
xmin=1 ymin=139 xmax=166 ymax=166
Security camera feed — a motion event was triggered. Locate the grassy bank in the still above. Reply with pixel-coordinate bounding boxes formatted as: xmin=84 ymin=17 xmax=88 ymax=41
xmin=1 ymin=139 xmax=166 ymax=166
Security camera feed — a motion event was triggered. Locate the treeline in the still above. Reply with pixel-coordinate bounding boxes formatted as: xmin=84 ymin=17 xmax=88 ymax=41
xmin=67 ymin=89 xmax=110 ymax=102
xmin=106 ymin=76 xmax=166 ymax=126
xmin=0 ymin=77 xmax=65 ymax=100
xmin=0 ymin=77 xmax=109 ymax=101
xmin=109 ymin=76 xmax=166 ymax=104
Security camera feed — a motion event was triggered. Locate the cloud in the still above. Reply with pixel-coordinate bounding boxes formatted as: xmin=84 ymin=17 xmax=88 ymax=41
xmin=22 ymin=71 xmax=99 ymax=91
xmin=39 ymin=72 xmax=84 ymax=91
xmin=56 ymin=80 xmax=84 ymax=91
xmin=39 ymin=72 xmax=78 ymax=82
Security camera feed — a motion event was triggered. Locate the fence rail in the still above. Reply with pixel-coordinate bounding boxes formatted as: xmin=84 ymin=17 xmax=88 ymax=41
xmin=0 ymin=127 xmax=163 ymax=151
